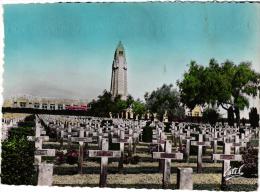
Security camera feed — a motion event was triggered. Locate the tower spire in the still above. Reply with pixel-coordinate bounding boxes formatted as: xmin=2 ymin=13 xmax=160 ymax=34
xmin=110 ymin=41 xmax=128 ymax=100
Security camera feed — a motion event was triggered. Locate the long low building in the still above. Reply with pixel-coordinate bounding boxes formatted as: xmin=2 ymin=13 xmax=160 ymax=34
xmin=3 ymin=96 xmax=88 ymax=111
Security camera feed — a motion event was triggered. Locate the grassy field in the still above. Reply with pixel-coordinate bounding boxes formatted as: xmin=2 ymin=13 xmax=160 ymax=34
xmin=46 ymin=134 xmax=259 ymax=191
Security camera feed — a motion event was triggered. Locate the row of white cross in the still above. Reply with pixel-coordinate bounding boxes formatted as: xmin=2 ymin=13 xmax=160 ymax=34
xmin=19 ymin=114 xmax=258 ymax=189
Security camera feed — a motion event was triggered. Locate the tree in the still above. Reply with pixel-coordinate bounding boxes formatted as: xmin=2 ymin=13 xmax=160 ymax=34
xmin=202 ymin=108 xmax=220 ymax=126
xmin=132 ymin=99 xmax=146 ymax=116
xmin=144 ymin=84 xmax=185 ymax=120
xmin=126 ymin=94 xmax=134 ymax=107
xmin=219 ymin=61 xmax=260 ymax=125
xmin=227 ymin=106 xmax=235 ymax=126
xmin=114 ymin=99 xmax=128 ymax=114
xmin=176 ymin=61 xmax=206 ymax=110
xmin=249 ymin=107 xmax=259 ymax=129
xmin=178 ymin=59 xmax=260 ymax=125
xmin=88 ymin=90 xmax=130 ymax=117
xmin=88 ymin=90 xmax=114 ymax=117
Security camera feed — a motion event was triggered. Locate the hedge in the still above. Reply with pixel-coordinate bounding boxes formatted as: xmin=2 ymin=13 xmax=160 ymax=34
xmin=1 ymin=115 xmax=37 ymax=185
xmin=1 ymin=136 xmax=37 ymax=185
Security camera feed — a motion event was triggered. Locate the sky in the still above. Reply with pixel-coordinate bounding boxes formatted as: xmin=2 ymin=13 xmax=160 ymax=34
xmin=3 ymin=3 xmax=260 ymax=104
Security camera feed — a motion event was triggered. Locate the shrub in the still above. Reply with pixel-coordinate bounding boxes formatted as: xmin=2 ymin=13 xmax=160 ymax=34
xmin=1 ymin=136 xmax=37 ymax=185
xmin=249 ymin=107 xmax=259 ymax=129
xmin=55 ymin=151 xmax=66 ymax=165
xmin=8 ymin=126 xmax=35 ymax=139
xmin=142 ymin=126 xmax=153 ymax=142
xmin=17 ymin=115 xmax=35 ymax=128
xmin=8 ymin=115 xmax=35 ymax=139
xmin=66 ymin=149 xmax=79 ymax=165
xmin=109 ymin=135 xmax=119 ymax=150
xmin=48 ymin=128 xmax=58 ymax=140
xmin=241 ymin=144 xmax=258 ymax=177
xmin=164 ymin=122 xmax=171 ymax=132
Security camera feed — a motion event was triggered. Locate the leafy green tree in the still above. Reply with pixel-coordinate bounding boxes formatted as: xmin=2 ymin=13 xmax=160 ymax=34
xmin=88 ymin=90 xmax=130 ymax=117
xmin=115 ymin=99 xmax=128 ymax=114
xmin=176 ymin=61 xmax=206 ymax=110
xmin=144 ymin=84 xmax=185 ymax=120
xmin=88 ymin=90 xmax=114 ymax=117
xmin=178 ymin=59 xmax=260 ymax=124
xmin=126 ymin=94 xmax=134 ymax=107
xmin=132 ymin=99 xmax=146 ymax=116
xmin=219 ymin=61 xmax=260 ymax=125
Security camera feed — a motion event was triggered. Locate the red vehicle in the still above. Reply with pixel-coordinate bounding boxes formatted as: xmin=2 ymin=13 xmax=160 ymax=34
xmin=65 ymin=105 xmax=87 ymax=111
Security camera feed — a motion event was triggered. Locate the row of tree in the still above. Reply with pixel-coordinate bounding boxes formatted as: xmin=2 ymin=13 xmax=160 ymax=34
xmin=87 ymin=91 xmax=146 ymax=118
xmin=87 ymin=84 xmax=185 ymax=120
xmin=87 ymin=59 xmax=259 ymax=125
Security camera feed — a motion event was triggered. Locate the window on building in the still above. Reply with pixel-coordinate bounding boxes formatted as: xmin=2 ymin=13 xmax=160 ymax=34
xmin=50 ymin=104 xmax=55 ymax=110
xmin=42 ymin=103 xmax=47 ymax=110
xmin=13 ymin=102 xmax=17 ymax=107
xmin=58 ymin=104 xmax=63 ymax=110
xmin=20 ymin=102 xmax=26 ymax=108
xmin=34 ymin=103 xmax=40 ymax=108
xmin=119 ymin=51 xmax=123 ymax=55
xmin=194 ymin=112 xmax=200 ymax=117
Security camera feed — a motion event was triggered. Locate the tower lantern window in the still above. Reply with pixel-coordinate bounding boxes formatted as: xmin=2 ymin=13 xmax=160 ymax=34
xmin=119 ymin=51 xmax=123 ymax=55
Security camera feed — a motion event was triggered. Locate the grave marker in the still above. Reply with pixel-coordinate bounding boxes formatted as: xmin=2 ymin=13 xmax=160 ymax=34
xmin=177 ymin=168 xmax=193 ymax=190
xmin=181 ymin=133 xmax=195 ymax=162
xmin=212 ymin=143 xmax=242 ymax=188
xmin=191 ymin=134 xmax=211 ymax=173
xmin=87 ymin=138 xmax=121 ymax=187
xmin=153 ymin=140 xmax=183 ymax=188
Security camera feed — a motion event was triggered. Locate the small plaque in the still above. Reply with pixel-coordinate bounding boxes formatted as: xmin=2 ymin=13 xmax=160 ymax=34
xmin=233 ymin=143 xmax=241 ymax=147
xmin=41 ymin=131 xmax=46 ymax=135
xmin=97 ymin=151 xmax=113 ymax=157
xmin=71 ymin=137 xmax=92 ymax=142
xmin=161 ymin=153 xmax=176 ymax=159
xmin=120 ymin=138 xmax=129 ymax=143
xmin=220 ymin=154 xmax=235 ymax=160
xmin=88 ymin=150 xmax=121 ymax=158
xmin=35 ymin=150 xmax=48 ymax=156
xmin=186 ymin=136 xmax=195 ymax=140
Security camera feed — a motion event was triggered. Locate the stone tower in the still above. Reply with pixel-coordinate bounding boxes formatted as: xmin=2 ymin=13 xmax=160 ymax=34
xmin=110 ymin=41 xmax=128 ymax=100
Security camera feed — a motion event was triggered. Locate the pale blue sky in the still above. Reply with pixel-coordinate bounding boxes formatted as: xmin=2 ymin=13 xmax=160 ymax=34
xmin=3 ymin=3 xmax=260 ymax=101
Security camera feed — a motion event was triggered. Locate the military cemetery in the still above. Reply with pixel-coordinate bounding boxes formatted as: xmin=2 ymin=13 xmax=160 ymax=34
xmin=1 ymin=2 xmax=260 ymax=192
